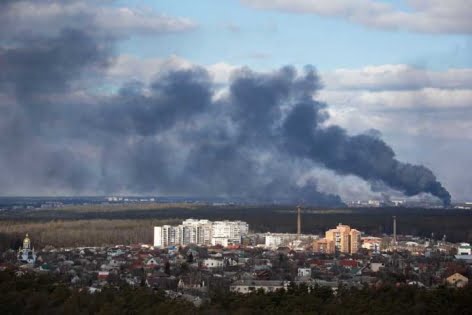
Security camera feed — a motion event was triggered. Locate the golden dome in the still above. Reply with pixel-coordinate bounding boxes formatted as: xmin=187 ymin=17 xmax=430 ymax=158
xmin=23 ymin=233 xmax=31 ymax=249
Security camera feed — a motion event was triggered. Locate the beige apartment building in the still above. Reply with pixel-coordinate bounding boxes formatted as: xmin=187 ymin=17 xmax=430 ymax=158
xmin=314 ymin=223 xmax=361 ymax=254
xmin=313 ymin=238 xmax=336 ymax=254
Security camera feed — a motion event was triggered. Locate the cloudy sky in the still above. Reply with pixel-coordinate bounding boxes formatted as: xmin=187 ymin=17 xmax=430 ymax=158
xmin=0 ymin=0 xmax=470 ymax=203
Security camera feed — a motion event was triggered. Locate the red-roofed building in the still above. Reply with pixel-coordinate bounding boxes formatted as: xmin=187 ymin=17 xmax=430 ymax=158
xmin=340 ymin=260 xmax=358 ymax=268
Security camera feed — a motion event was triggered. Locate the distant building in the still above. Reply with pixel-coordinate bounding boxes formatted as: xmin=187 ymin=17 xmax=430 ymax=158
xmin=369 ymin=262 xmax=385 ymax=272
xmin=265 ymin=234 xmax=284 ymax=249
xmin=314 ymin=223 xmax=361 ymax=254
xmin=361 ymin=237 xmax=381 ymax=253
xmin=211 ymin=220 xmax=248 ymax=246
xmin=230 ymin=280 xmax=288 ymax=293
xmin=264 ymin=233 xmax=298 ymax=249
xmin=230 ymin=280 xmax=338 ymax=294
xmin=314 ymin=238 xmax=335 ymax=254
xmin=153 ymin=219 xmax=249 ymax=247
xmin=202 ymin=258 xmax=224 ymax=269
xmin=17 ymin=233 xmax=36 ymax=264
xmin=298 ymin=268 xmax=311 ymax=278
xmin=446 ymin=273 xmax=469 ymax=287
xmin=368 ymin=200 xmax=381 ymax=207
xmin=457 ymin=243 xmax=472 ymax=255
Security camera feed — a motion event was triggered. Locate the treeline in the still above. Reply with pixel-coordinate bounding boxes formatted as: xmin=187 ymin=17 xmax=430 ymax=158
xmin=1 ymin=271 xmax=472 ymax=314
xmin=0 ymin=271 xmax=193 ymax=315
xmin=1 ymin=206 xmax=472 ymax=249
xmin=0 ymin=219 xmax=180 ymax=250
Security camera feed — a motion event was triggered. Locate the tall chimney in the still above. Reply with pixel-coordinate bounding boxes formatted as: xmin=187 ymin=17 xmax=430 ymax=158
xmin=392 ymin=216 xmax=397 ymax=246
xmin=297 ymin=206 xmax=301 ymax=239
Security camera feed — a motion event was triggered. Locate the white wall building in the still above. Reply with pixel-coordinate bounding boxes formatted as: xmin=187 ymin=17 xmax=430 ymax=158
xmin=265 ymin=234 xmax=284 ymax=249
xmin=154 ymin=225 xmax=182 ymax=247
xmin=264 ymin=233 xmax=316 ymax=249
xmin=153 ymin=219 xmax=249 ymax=248
xmin=264 ymin=233 xmax=299 ymax=249
xmin=298 ymin=268 xmax=312 ymax=278
xmin=211 ymin=220 xmax=248 ymax=246
xmin=153 ymin=227 xmax=162 ymax=247
xmin=458 ymin=243 xmax=472 ymax=255
xmin=230 ymin=280 xmax=289 ymax=293
xmin=361 ymin=237 xmax=381 ymax=253
xmin=203 ymin=258 xmax=224 ymax=269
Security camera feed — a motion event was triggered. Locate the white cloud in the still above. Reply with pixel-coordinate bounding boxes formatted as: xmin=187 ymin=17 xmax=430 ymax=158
xmin=318 ymin=64 xmax=472 ymax=141
xmin=241 ymin=0 xmax=472 ymax=34
xmin=107 ymin=55 xmax=193 ymax=82
xmin=107 ymin=55 xmax=238 ymax=85
xmin=320 ymin=85 xmax=472 ymax=138
xmin=96 ymin=7 xmax=196 ymax=35
xmin=207 ymin=62 xmax=240 ymax=83
xmin=320 ymin=88 xmax=472 ymax=110
xmin=0 ymin=1 xmax=196 ymax=38
xmin=322 ymin=65 xmax=472 ymax=91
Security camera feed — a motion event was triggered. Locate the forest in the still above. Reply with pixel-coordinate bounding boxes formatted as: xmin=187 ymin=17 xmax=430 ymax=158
xmin=1 ymin=205 xmax=472 ymax=250
xmin=0 ymin=271 xmax=471 ymax=315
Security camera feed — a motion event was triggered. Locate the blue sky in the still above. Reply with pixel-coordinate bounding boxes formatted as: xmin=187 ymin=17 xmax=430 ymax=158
xmin=116 ymin=0 xmax=471 ymax=71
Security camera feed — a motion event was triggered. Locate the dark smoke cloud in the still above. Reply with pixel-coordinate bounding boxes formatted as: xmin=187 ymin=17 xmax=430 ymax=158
xmin=0 ymin=29 xmax=111 ymax=98
xmin=283 ymin=103 xmax=451 ymax=205
xmin=0 ymin=9 xmax=451 ymax=205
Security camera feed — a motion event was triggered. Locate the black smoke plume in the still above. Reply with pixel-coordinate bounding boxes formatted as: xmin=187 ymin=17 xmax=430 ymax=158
xmin=0 ymin=10 xmax=451 ymax=205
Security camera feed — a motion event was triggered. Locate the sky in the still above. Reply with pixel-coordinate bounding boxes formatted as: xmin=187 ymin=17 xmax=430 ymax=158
xmin=0 ymin=0 xmax=471 ymax=203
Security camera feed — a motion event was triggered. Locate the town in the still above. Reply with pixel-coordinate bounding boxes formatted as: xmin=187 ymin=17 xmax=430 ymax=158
xmin=2 ymin=209 xmax=471 ymax=307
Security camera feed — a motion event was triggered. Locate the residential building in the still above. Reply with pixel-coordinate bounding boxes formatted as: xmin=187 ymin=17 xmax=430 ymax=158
xmin=154 ymin=225 xmax=181 ymax=247
xmin=298 ymin=268 xmax=311 ymax=278
xmin=361 ymin=237 xmax=381 ymax=253
xmin=153 ymin=219 xmax=249 ymax=247
xmin=315 ymin=223 xmax=361 ymax=254
xmin=446 ymin=273 xmax=469 ymax=287
xmin=211 ymin=220 xmax=248 ymax=246
xmin=230 ymin=280 xmax=288 ymax=293
xmin=202 ymin=258 xmax=224 ymax=269
xmin=350 ymin=229 xmax=361 ymax=253
xmin=314 ymin=238 xmax=335 ymax=254
xmin=264 ymin=233 xmax=298 ymax=249
xmin=457 ymin=243 xmax=471 ymax=255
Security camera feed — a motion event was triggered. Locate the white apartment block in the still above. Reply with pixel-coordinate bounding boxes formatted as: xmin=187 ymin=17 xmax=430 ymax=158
xmin=153 ymin=219 xmax=249 ymax=247
xmin=264 ymin=233 xmax=318 ymax=249
xmin=458 ymin=243 xmax=472 ymax=255
xmin=211 ymin=220 xmax=249 ymax=246
xmin=264 ymin=233 xmax=297 ymax=249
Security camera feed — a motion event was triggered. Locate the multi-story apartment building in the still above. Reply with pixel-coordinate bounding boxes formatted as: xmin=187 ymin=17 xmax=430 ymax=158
xmin=313 ymin=238 xmax=336 ymax=254
xmin=349 ymin=229 xmax=361 ymax=253
xmin=153 ymin=219 xmax=249 ymax=247
xmin=314 ymin=223 xmax=361 ymax=254
xmin=181 ymin=219 xmax=213 ymax=245
xmin=212 ymin=220 xmax=249 ymax=246
xmin=154 ymin=225 xmax=181 ymax=247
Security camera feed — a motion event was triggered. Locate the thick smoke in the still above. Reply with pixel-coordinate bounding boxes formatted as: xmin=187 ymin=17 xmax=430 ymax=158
xmin=0 ymin=3 xmax=451 ymax=205
xmin=283 ymin=101 xmax=451 ymax=205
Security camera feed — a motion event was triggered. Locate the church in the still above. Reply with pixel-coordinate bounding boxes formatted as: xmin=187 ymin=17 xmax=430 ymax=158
xmin=18 ymin=233 xmax=36 ymax=264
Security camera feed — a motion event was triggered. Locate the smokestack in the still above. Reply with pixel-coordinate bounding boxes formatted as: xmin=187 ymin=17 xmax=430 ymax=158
xmin=392 ymin=216 xmax=397 ymax=246
xmin=297 ymin=206 xmax=301 ymax=239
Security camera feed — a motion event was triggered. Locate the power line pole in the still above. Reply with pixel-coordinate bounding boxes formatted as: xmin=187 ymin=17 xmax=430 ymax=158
xmin=297 ymin=206 xmax=301 ymax=240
